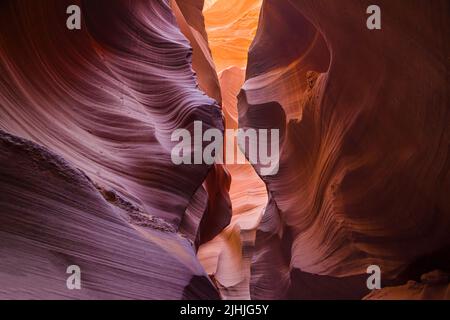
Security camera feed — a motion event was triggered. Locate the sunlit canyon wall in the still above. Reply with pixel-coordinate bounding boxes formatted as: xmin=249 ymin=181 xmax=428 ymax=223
xmin=238 ymin=0 xmax=450 ymax=299
xmin=197 ymin=0 xmax=268 ymax=300
xmin=0 ymin=0 xmax=449 ymax=300
xmin=0 ymin=0 xmax=223 ymax=299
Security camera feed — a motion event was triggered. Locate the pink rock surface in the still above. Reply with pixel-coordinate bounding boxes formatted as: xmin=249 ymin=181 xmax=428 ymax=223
xmin=172 ymin=0 xmax=222 ymax=103
xmin=240 ymin=0 xmax=450 ymax=299
xmin=172 ymin=0 xmax=233 ymax=248
xmin=198 ymin=66 xmax=268 ymax=299
xmin=1 ymin=0 xmax=449 ymax=300
xmin=0 ymin=130 xmax=219 ymax=299
xmin=0 ymin=0 xmax=222 ymax=299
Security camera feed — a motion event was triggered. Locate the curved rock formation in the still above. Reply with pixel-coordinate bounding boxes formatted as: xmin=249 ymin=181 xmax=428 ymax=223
xmin=171 ymin=0 xmax=233 ymax=249
xmin=172 ymin=0 xmax=222 ymax=103
xmin=0 ymin=130 xmax=218 ymax=299
xmin=0 ymin=0 xmax=223 ymax=299
xmin=198 ymin=0 xmax=267 ymax=299
xmin=198 ymin=66 xmax=268 ymax=299
xmin=1 ymin=0 xmax=449 ymax=301
xmin=240 ymin=0 xmax=450 ymax=299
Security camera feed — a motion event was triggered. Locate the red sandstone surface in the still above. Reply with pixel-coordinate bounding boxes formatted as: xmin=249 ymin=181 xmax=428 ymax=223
xmin=0 ymin=0 xmax=449 ymax=300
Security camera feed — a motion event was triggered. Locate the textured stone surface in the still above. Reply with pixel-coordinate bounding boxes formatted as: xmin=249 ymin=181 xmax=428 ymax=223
xmin=240 ymin=0 xmax=450 ymax=299
xmin=1 ymin=0 xmax=449 ymax=300
xmin=0 ymin=0 xmax=222 ymax=299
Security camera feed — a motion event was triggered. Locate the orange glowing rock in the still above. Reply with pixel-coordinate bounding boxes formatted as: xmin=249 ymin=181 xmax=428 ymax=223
xmin=203 ymin=0 xmax=263 ymax=72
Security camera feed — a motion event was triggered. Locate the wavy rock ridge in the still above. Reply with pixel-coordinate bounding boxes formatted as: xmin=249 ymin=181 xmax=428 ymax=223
xmin=240 ymin=0 xmax=450 ymax=299
xmin=1 ymin=0 xmax=449 ymax=300
xmin=0 ymin=0 xmax=223 ymax=299
xmin=198 ymin=0 xmax=267 ymax=300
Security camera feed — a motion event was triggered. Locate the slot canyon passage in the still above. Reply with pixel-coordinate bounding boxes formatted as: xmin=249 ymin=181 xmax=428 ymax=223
xmin=0 ymin=0 xmax=449 ymax=300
